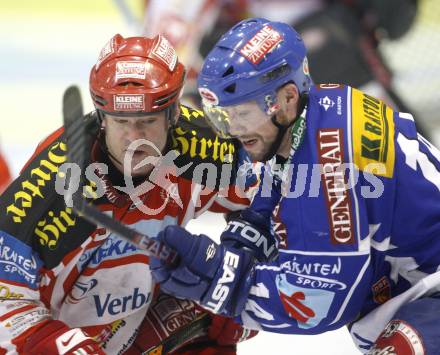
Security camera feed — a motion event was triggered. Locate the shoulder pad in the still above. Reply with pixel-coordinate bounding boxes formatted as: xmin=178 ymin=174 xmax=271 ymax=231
xmin=0 ymin=128 xmax=97 ymax=268
xmin=350 ymin=88 xmax=396 ymax=178
xmin=172 ymin=105 xmax=238 ymax=165
xmin=171 ymin=105 xmax=240 ymax=189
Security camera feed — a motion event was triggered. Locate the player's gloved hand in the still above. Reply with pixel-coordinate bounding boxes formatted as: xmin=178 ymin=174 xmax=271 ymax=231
xmin=23 ymin=320 xmax=105 ymax=355
xmin=150 ymin=226 xmax=255 ymax=317
xmin=222 ymin=208 xmax=277 ymax=262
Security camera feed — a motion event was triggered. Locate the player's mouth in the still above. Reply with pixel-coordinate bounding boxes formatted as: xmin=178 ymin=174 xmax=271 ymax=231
xmin=125 ymin=149 xmax=149 ymax=159
xmin=241 ymin=138 xmax=258 ymax=148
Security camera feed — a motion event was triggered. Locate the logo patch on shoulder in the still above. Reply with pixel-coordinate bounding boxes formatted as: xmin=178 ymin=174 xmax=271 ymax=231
xmin=318 ymin=96 xmax=335 ymax=111
xmin=351 ymin=88 xmax=395 ymax=178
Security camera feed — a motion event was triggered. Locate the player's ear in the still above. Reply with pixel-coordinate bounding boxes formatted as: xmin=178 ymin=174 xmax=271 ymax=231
xmin=101 ymin=114 xmax=107 ymax=128
xmin=278 ymin=83 xmax=300 ymax=121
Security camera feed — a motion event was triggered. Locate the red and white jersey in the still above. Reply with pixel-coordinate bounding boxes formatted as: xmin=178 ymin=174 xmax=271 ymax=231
xmin=0 ymin=105 xmax=255 ymax=354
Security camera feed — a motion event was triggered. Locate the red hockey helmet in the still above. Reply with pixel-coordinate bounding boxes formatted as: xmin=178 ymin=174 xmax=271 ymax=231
xmin=89 ymin=34 xmax=185 ymax=117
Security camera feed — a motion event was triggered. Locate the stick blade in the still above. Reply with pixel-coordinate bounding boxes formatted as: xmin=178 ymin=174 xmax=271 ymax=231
xmin=63 ymin=85 xmax=83 ymax=125
xmin=62 ymin=85 xmax=88 ymax=169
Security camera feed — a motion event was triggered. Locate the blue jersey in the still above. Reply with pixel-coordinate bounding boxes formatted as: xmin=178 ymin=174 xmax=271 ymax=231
xmin=238 ymin=84 xmax=440 ymax=351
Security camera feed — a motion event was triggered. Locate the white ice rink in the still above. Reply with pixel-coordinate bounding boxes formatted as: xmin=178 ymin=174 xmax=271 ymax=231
xmin=1 ymin=1 xmax=438 ymax=354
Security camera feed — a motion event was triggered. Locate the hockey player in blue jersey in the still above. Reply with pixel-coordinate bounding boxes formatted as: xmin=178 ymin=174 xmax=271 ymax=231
xmin=151 ymin=18 xmax=440 ymax=354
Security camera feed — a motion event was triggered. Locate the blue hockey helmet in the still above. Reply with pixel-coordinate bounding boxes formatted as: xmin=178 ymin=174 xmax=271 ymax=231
xmin=197 ymin=18 xmax=312 ymax=139
xmin=198 ymin=18 xmax=312 ymax=109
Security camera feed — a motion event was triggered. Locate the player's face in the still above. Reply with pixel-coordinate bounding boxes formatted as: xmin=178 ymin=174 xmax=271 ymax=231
xmin=225 ymin=102 xmax=279 ymax=162
xmin=103 ymin=112 xmax=169 ymax=177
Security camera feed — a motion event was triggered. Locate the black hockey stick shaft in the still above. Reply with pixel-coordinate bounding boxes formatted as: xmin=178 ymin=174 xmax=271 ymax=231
xmin=62 ymin=85 xmax=176 ymax=264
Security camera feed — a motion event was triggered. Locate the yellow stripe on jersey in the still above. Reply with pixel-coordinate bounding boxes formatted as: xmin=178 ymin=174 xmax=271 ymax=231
xmin=179 ymin=105 xmax=204 ymax=121
xmin=351 ymin=88 xmax=395 ymax=178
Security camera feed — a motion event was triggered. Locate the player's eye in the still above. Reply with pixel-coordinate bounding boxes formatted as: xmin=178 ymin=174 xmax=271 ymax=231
xmin=238 ymin=111 xmax=250 ymax=118
xmin=114 ymin=118 xmax=128 ymax=124
xmin=138 ymin=118 xmax=156 ymax=126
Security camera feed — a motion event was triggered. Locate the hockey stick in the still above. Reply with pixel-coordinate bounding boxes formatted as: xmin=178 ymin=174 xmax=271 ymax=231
xmin=62 ymin=85 xmax=176 ymax=263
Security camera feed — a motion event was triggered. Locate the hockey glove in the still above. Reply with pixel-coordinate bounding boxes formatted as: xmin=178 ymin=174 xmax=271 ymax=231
xmin=23 ymin=320 xmax=105 ymax=355
xmin=222 ymin=208 xmax=277 ymax=262
xmin=150 ymin=225 xmax=255 ymax=317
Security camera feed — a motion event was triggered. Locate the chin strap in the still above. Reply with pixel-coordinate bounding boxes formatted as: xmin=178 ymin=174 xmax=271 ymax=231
xmin=262 ymin=93 xmax=309 ymax=162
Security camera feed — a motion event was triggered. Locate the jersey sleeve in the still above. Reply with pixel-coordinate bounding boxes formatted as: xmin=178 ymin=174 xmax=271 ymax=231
xmin=0 ymin=130 xmax=97 ymax=353
xmin=383 ymin=112 xmax=440 ymax=295
xmin=0 ymin=173 xmax=54 ymax=353
xmin=391 ymin=112 xmax=440 ymax=249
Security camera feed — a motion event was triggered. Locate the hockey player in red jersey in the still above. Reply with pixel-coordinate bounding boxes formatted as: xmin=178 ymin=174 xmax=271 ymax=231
xmin=0 ymin=34 xmax=257 ymax=354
